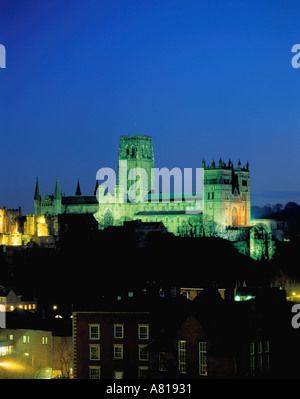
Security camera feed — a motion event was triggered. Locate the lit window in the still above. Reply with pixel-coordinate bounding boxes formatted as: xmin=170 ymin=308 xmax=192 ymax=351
xmin=249 ymin=340 xmax=270 ymax=376
xmin=89 ymin=344 xmax=100 ymax=360
xmin=42 ymin=336 xmax=48 ymax=345
xmin=113 ymin=371 xmax=124 ymax=379
xmin=178 ymin=340 xmax=187 ymax=373
xmin=138 ymin=345 xmax=149 ymax=361
xmin=138 ymin=325 xmax=149 ymax=340
xmin=113 ymin=344 xmax=123 ymax=359
xmin=23 ymin=335 xmax=30 ymax=344
xmin=89 ymin=366 xmax=100 ymax=379
xmin=0 ymin=345 xmax=11 ymax=356
xmin=199 ymin=341 xmax=207 ymax=376
xmin=89 ymin=324 xmax=100 ymax=340
xmin=257 ymin=341 xmax=262 ymax=354
xmin=250 ymin=342 xmax=255 ymax=355
xmin=114 ymin=325 xmax=124 ymax=339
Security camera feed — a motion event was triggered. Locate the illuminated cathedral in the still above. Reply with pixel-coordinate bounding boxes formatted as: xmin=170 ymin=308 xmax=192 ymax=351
xmin=93 ymin=135 xmax=251 ymax=237
xmin=32 ymin=135 xmax=285 ymax=260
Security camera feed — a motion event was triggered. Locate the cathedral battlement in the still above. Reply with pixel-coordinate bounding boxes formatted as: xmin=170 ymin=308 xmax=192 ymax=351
xmin=202 ymin=158 xmax=249 ymax=172
xmin=118 ymin=135 xmax=154 ymax=158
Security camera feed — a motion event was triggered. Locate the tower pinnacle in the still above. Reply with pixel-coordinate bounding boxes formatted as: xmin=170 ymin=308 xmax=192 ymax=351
xmin=34 ymin=177 xmax=41 ymax=201
xmin=75 ymin=178 xmax=81 ymax=196
xmin=54 ymin=176 xmax=62 ymax=200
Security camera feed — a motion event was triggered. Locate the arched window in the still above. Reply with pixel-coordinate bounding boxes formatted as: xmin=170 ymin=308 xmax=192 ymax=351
xmin=143 ymin=146 xmax=148 ymax=158
xmin=231 ymin=207 xmax=238 ymax=226
xmin=232 ymin=207 xmax=238 ymax=226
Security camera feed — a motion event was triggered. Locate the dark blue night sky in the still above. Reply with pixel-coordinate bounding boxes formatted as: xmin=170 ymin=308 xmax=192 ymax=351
xmin=1 ymin=0 xmax=300 ymax=214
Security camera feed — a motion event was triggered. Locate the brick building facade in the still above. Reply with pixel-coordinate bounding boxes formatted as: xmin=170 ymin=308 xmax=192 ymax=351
xmin=73 ymin=288 xmax=300 ymax=379
xmin=73 ymin=300 xmax=153 ymax=379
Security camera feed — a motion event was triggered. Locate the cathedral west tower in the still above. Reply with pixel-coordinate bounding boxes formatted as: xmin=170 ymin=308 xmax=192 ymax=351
xmin=202 ymin=158 xmax=250 ymax=232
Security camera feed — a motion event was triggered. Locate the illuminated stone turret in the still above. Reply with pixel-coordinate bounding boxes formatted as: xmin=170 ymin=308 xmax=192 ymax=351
xmin=53 ymin=176 xmax=62 ymax=215
xmin=34 ymin=177 xmax=41 ymax=216
xmin=203 ymin=160 xmax=250 ymax=232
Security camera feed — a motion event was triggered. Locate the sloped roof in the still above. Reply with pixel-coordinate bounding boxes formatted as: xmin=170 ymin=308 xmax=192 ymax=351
xmin=5 ymin=309 xmax=52 ymax=331
xmin=61 ymin=195 xmax=98 ymax=205
xmin=5 ymin=308 xmax=72 ymax=336
xmin=136 ymin=211 xmax=188 ymax=216
xmin=147 ymin=192 xmax=203 ymax=202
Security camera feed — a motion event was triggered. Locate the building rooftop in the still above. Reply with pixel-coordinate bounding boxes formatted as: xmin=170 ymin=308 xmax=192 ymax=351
xmin=5 ymin=308 xmax=72 ymax=336
xmin=61 ymin=195 xmax=98 ymax=205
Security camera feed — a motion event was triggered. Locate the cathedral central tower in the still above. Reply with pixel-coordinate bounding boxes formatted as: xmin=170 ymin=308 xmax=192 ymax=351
xmin=117 ymin=135 xmax=155 ymax=200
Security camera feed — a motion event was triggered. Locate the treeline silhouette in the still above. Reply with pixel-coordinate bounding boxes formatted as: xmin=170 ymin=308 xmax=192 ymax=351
xmin=0 ymin=204 xmax=299 ymax=310
xmin=251 ymin=202 xmax=300 ymax=236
